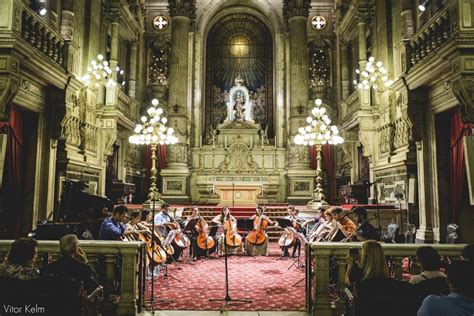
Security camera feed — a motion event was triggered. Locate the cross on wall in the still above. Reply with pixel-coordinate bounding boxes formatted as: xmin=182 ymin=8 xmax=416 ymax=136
xmin=311 ymin=16 xmax=326 ymax=30
xmin=153 ymin=16 xmax=168 ymax=30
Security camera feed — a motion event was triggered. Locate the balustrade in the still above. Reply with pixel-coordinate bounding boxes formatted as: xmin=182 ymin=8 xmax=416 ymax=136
xmin=409 ymin=5 xmax=451 ymax=68
xmin=307 ymin=242 xmax=466 ymax=315
xmin=19 ymin=3 xmax=67 ymax=69
xmin=342 ymin=90 xmax=360 ymax=121
xmin=0 ymin=240 xmax=146 ymax=315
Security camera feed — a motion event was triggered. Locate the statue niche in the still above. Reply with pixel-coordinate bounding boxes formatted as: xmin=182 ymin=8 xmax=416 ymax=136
xmin=225 ymin=76 xmax=253 ymax=124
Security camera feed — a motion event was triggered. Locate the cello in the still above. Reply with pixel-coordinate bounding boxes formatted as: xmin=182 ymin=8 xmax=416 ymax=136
xmin=247 ymin=210 xmax=268 ymax=245
xmin=224 ymin=215 xmax=242 ymax=247
xmin=196 ymin=216 xmax=215 ymax=250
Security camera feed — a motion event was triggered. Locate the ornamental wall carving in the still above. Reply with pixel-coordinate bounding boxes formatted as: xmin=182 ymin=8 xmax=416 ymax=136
xmin=287 ymin=145 xmax=310 ymax=165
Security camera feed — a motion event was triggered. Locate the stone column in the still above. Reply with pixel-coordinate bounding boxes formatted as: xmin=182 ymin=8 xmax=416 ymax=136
xmin=284 ymin=0 xmax=315 ymax=205
xmin=340 ymin=42 xmax=349 ymax=100
xmin=285 ymin=0 xmax=310 ymax=147
xmin=159 ymin=0 xmax=195 ymax=203
xmin=167 ymin=0 xmax=194 ymax=163
xmin=128 ymin=41 xmax=137 ymax=99
xmin=110 ymin=18 xmax=120 ymax=79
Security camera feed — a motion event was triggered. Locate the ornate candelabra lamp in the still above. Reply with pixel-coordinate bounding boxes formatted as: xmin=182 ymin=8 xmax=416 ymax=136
xmin=353 ymin=56 xmax=393 ymax=91
xmin=129 ymin=99 xmax=178 ymax=206
xmin=80 ymin=54 xmax=125 ymax=88
xmin=294 ymin=99 xmax=344 ymax=206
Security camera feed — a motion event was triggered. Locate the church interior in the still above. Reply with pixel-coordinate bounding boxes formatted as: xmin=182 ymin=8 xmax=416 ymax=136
xmin=1 ymin=0 xmax=474 ymax=315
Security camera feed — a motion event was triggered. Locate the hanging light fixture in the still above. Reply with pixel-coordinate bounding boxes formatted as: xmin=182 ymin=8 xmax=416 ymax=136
xmin=80 ymin=54 xmax=125 ymax=88
xmin=418 ymin=0 xmax=430 ymax=12
xmin=353 ymin=56 xmax=394 ymax=91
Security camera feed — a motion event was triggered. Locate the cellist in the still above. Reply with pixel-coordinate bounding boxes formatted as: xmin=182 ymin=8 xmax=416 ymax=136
xmin=211 ymin=206 xmax=243 ymax=256
xmin=281 ymin=206 xmax=304 ymax=258
xmin=185 ymin=207 xmax=201 ymax=260
xmin=245 ymin=205 xmax=276 ymax=256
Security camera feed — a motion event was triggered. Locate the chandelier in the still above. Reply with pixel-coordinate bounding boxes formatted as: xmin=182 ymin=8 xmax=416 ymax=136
xmin=294 ymin=99 xmax=344 ymax=146
xmin=80 ymin=54 xmax=125 ymax=88
xmin=294 ymin=99 xmax=344 ymax=206
xmin=129 ymin=99 xmax=178 ymax=204
xmin=353 ymin=56 xmax=393 ymax=91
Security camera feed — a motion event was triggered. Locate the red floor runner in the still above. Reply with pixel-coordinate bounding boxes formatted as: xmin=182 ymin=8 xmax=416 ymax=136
xmin=146 ymin=250 xmax=306 ymax=311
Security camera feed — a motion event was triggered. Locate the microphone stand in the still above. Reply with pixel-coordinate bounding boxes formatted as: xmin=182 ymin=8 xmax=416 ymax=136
xmin=209 ymin=227 xmax=252 ymax=310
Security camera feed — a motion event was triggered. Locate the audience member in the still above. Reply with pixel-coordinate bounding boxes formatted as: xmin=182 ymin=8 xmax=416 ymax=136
xmin=0 ymin=237 xmax=39 ymax=280
xmin=410 ymin=246 xmax=446 ymax=284
xmin=462 ymin=244 xmax=474 ymax=262
xmin=345 ymin=240 xmax=411 ymax=316
xmin=99 ymin=205 xmax=129 ymax=240
xmin=352 ymin=206 xmax=379 ymax=241
xmin=418 ymin=260 xmax=474 ymax=316
xmin=41 ymin=234 xmax=101 ymax=295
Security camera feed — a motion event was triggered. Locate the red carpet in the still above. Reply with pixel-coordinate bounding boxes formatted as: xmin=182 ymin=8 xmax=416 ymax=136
xmin=146 ymin=247 xmax=306 ymax=311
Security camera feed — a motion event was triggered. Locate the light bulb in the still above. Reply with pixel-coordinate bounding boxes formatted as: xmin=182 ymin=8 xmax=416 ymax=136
xmin=368 ymin=57 xmax=375 ymax=62
xmin=306 ymin=117 xmax=312 ymax=123
xmin=315 ymin=99 xmax=322 ymax=106
xmin=312 ymin=108 xmax=318 ymax=116
xmin=298 ymin=127 xmax=305 ymax=134
xmin=156 ymin=108 xmax=163 ymax=115
xmin=319 ymin=107 xmax=326 ymax=114
xmin=376 ymin=61 xmax=382 ymax=67
xmin=418 ymin=4 xmax=426 ymax=11
xmin=141 ymin=116 xmax=147 ymax=123
xmin=147 ymin=107 xmax=156 ymax=115
xmin=152 ymin=99 xmax=159 ymax=106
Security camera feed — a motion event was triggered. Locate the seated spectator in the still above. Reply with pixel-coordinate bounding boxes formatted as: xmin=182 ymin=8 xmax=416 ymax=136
xmin=345 ymin=240 xmax=413 ymax=316
xmin=0 ymin=237 xmax=39 ymax=280
xmin=418 ymin=260 xmax=474 ymax=316
xmin=410 ymin=246 xmax=446 ymax=284
xmin=352 ymin=206 xmax=379 ymax=241
xmin=42 ymin=234 xmax=101 ymax=296
xmin=462 ymin=244 xmax=474 ymax=262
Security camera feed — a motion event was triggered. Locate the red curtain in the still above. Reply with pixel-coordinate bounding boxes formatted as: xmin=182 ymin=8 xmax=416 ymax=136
xmin=0 ymin=108 xmax=24 ymax=236
xmin=449 ymin=110 xmax=472 ymax=222
xmin=144 ymin=144 xmax=167 ymax=175
xmin=309 ymin=144 xmax=336 ymax=204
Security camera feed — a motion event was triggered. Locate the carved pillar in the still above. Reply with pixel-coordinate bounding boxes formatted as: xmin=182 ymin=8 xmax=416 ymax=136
xmin=167 ymin=0 xmax=194 ymax=163
xmin=128 ymin=41 xmax=137 ymax=99
xmin=285 ymin=0 xmax=310 ymax=144
xmin=357 ymin=11 xmax=371 ymax=110
xmin=110 ymin=20 xmax=119 ymax=78
xmin=340 ymin=42 xmax=349 ymax=100
xmin=159 ymin=0 xmax=195 ymax=203
xmin=0 ymin=56 xmax=20 ymax=122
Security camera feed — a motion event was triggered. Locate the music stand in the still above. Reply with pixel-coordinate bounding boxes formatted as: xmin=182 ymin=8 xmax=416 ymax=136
xmin=286 ymin=227 xmax=305 ymax=271
xmin=182 ymin=218 xmax=200 ymax=265
xmin=209 ymin=227 xmax=252 ymax=311
xmin=158 ymin=230 xmax=181 ymax=283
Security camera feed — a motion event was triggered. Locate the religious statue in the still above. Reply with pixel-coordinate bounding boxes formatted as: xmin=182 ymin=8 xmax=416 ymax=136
xmin=234 ymin=95 xmax=245 ymax=123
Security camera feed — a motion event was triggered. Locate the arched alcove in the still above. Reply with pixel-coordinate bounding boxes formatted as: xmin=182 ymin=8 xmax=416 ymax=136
xmin=205 ymin=13 xmax=273 ymax=137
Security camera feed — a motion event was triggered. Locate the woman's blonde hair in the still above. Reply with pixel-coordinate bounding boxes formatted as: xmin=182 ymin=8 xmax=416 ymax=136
xmin=360 ymin=240 xmax=389 ymax=281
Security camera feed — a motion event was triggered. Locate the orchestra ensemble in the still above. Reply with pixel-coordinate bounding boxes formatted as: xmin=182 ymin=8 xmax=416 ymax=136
xmin=98 ymin=203 xmax=377 ymax=277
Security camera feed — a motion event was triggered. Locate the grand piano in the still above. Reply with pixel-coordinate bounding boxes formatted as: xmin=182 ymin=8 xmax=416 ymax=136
xmin=30 ymin=179 xmax=113 ymax=240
